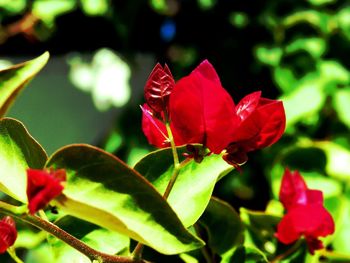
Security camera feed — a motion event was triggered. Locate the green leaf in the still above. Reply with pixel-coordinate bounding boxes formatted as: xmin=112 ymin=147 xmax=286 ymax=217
xmin=0 ymin=52 xmax=49 ymax=117
xmin=307 ymin=0 xmax=336 ymax=6
xmin=221 ymin=245 xmax=268 ymax=263
xmin=281 ymin=75 xmax=325 ymax=127
xmin=273 ymin=66 xmax=297 ymax=94
xmin=314 ymin=141 xmax=350 ymax=181
xmin=199 ymin=197 xmax=243 ymax=256
xmin=240 ymin=208 xmax=281 ymax=256
xmin=0 ymin=118 xmax=47 ymax=202
xmin=255 ymin=46 xmax=282 ymax=67
xmin=46 ymin=144 xmax=204 ymax=255
xmin=333 ymin=89 xmax=350 ymax=129
xmin=134 ymin=146 xmax=233 ymax=227
xmin=285 ymin=38 xmax=326 ymax=59
xmin=50 ymin=216 xmax=129 ymax=262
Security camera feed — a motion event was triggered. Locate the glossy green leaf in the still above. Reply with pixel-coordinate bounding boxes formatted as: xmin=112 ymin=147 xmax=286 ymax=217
xmin=199 ymin=197 xmax=243 ymax=256
xmin=0 ymin=52 xmax=49 ymax=117
xmin=0 ymin=118 xmax=47 ymax=202
xmin=50 ymin=216 xmax=129 ymax=262
xmin=333 ymin=89 xmax=350 ymax=129
xmin=46 ymin=144 xmax=204 ymax=255
xmin=134 ymin=146 xmax=233 ymax=227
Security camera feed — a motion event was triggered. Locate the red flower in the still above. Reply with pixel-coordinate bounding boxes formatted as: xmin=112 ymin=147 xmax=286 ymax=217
xmin=275 ymin=169 xmax=335 ymax=254
xmin=0 ymin=216 xmax=17 ymax=253
xmin=142 ymin=60 xmax=285 ymax=166
xmin=26 ymin=169 xmax=66 ymax=214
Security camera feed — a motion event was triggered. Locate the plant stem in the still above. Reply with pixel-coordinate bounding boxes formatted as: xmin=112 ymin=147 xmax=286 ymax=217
xmin=7 ymin=247 xmax=24 ymax=263
xmin=132 ymin=122 xmax=182 ymax=259
xmin=270 ymin=240 xmax=303 ymax=263
xmin=194 ymin=224 xmax=214 ymax=263
xmin=0 ymin=208 xmax=147 ymax=263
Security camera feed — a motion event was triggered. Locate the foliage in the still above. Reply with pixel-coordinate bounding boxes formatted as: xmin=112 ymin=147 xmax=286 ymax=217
xmin=0 ymin=1 xmax=349 ymax=262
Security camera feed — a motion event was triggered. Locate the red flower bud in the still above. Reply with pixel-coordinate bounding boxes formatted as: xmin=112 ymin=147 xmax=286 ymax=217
xmin=144 ymin=63 xmax=175 ymax=114
xmin=26 ymin=168 xmax=66 ymax=214
xmin=276 ymin=169 xmax=335 ymax=254
xmin=0 ymin=216 xmax=17 ymax=253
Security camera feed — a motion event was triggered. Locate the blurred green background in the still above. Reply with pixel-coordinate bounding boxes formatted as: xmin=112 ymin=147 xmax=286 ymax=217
xmin=1 ymin=0 xmax=350 ymax=262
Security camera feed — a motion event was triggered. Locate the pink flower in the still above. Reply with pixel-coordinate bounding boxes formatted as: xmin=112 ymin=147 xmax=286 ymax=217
xmin=0 ymin=216 xmax=17 ymax=253
xmin=275 ymin=169 xmax=335 ymax=254
xmin=26 ymin=169 xmax=66 ymax=214
xmin=142 ymin=60 xmax=285 ymax=166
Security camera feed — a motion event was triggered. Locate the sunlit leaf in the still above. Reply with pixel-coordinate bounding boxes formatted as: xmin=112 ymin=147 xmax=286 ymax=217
xmin=255 ymin=46 xmax=282 ymax=67
xmin=32 ymin=0 xmax=76 ymax=27
xmin=240 ymin=208 xmax=280 ymax=256
xmin=81 ymin=0 xmax=108 ymax=16
xmin=0 ymin=118 xmax=47 ymax=202
xmin=314 ymin=141 xmax=350 ymax=181
xmin=318 ymin=60 xmax=350 ymax=85
xmin=134 ymin=146 xmax=233 ymax=227
xmin=0 ymin=52 xmax=49 ymax=117
xmin=273 ymin=66 xmax=297 ymax=93
xmin=281 ymin=76 xmax=325 ymax=127
xmin=221 ymin=245 xmax=268 ymax=263
xmin=0 ymin=0 xmax=26 ymax=13
xmin=337 ymin=7 xmax=350 ymax=40
xmin=285 ymin=38 xmax=326 ymax=58
xmin=333 ymin=89 xmax=350 ymax=129
xmin=307 ymin=0 xmax=336 ymax=6
xmin=282 ymin=10 xmax=332 ymax=34
xmin=331 ymin=191 xmax=350 ymax=254
xmin=46 ymin=144 xmax=204 ymax=255
xmin=199 ymin=197 xmax=243 ymax=256
xmin=49 ymin=216 xmax=129 ymax=262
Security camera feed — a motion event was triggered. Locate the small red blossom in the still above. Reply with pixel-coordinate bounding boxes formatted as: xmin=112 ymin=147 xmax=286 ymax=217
xmin=275 ymin=169 xmax=335 ymax=254
xmin=142 ymin=60 xmax=286 ymax=166
xmin=26 ymin=168 xmax=66 ymax=214
xmin=0 ymin=216 xmax=17 ymax=253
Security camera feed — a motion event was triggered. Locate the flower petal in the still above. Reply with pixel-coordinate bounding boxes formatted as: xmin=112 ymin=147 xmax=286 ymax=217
xmin=26 ymin=169 xmax=66 ymax=214
xmin=141 ymin=104 xmax=169 ymax=148
xmin=233 ymin=95 xmax=285 ymax=152
xmin=0 ymin=216 xmax=17 ymax=253
xmin=170 ymin=60 xmax=237 ymax=153
xmin=276 ymin=204 xmax=334 ymax=251
xmin=279 ymin=169 xmax=308 ymax=210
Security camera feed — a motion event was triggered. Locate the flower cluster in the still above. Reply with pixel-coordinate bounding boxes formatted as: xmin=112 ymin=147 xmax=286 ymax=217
xmin=0 ymin=216 xmax=17 ymax=253
xmin=142 ymin=60 xmax=286 ymax=166
xmin=276 ymin=169 xmax=335 ymax=254
xmin=26 ymin=168 xmax=66 ymax=214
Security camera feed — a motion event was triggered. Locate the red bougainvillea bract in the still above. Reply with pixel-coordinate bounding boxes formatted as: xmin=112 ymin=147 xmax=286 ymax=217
xmin=142 ymin=60 xmax=286 ymax=166
xmin=0 ymin=216 xmax=17 ymax=253
xmin=26 ymin=168 xmax=66 ymax=214
xmin=276 ymin=169 xmax=335 ymax=254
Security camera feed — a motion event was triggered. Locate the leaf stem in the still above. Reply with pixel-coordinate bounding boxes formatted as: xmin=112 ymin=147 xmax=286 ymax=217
xmin=132 ymin=122 xmax=182 ymax=259
xmin=7 ymin=247 xmax=24 ymax=263
xmin=270 ymin=240 xmax=303 ymax=263
xmin=0 ymin=207 xmax=147 ymax=263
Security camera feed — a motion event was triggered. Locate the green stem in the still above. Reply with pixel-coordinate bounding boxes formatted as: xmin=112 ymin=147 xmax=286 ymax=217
xmin=270 ymin=240 xmax=303 ymax=263
xmin=132 ymin=122 xmax=183 ymax=259
xmin=7 ymin=247 xmax=24 ymax=263
xmin=194 ymin=224 xmax=213 ymax=263
xmin=0 ymin=208 xmax=147 ymax=263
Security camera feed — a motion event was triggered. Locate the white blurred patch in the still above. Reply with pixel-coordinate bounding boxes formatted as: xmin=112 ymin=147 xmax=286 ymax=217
xmin=0 ymin=60 xmax=12 ymax=70
xmin=68 ymin=48 xmax=131 ymax=111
